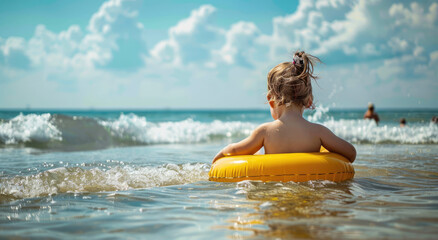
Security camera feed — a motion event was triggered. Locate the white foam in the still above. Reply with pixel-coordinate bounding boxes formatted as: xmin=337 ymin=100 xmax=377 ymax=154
xmin=305 ymin=105 xmax=438 ymax=144
xmin=1 ymin=111 xmax=436 ymax=147
xmin=100 ymin=114 xmax=256 ymax=144
xmin=0 ymin=163 xmax=210 ymax=199
xmin=323 ymin=119 xmax=438 ymax=144
xmin=0 ymin=113 xmax=62 ymax=144
xmin=306 ymin=105 xmax=331 ymax=122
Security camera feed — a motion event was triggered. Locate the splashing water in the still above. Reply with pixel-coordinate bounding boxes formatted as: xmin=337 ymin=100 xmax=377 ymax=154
xmin=0 ymin=163 xmax=210 ymax=200
xmin=0 ymin=113 xmax=62 ymax=144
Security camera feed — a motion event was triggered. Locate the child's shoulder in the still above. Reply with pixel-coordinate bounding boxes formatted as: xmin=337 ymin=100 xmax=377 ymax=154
xmin=251 ymin=121 xmax=278 ymax=135
xmin=254 ymin=121 xmax=273 ymax=132
xmin=306 ymin=120 xmax=323 ymax=128
xmin=305 ymin=120 xmax=331 ymax=133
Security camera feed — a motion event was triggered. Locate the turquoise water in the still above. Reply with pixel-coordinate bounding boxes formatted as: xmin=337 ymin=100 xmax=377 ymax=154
xmin=1 ymin=108 xmax=437 ymax=239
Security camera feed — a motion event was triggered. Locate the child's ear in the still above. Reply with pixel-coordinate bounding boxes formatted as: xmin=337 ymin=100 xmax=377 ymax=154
xmin=269 ymin=100 xmax=276 ymax=108
xmin=267 ymin=94 xmax=275 ymax=108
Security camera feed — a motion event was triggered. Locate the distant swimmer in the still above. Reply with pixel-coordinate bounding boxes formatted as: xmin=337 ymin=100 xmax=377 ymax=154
xmin=400 ymin=118 xmax=406 ymax=128
xmin=364 ymin=102 xmax=380 ymax=124
xmin=432 ymin=116 xmax=437 ymax=124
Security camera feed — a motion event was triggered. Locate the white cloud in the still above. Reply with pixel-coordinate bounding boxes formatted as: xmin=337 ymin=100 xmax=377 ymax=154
xmin=88 ymin=0 xmax=139 ymax=34
xmin=213 ymin=21 xmax=261 ymax=67
xmin=388 ymin=37 xmax=409 ymax=53
xmin=315 ymin=0 xmax=368 ymax=55
xmin=413 ymin=46 xmax=424 ymax=57
xmin=362 ymin=43 xmax=379 ymax=56
xmin=150 ymin=5 xmax=222 ymax=66
xmin=0 ymin=0 xmax=146 ymax=72
xmin=150 ymin=40 xmax=177 ymax=63
xmin=86 ymin=0 xmax=146 ymax=69
xmin=389 ymin=2 xmax=438 ymax=27
xmin=430 ymin=51 xmax=438 ymax=64
xmin=0 ymin=37 xmax=31 ymax=69
xmin=376 ymin=49 xmax=429 ymax=82
xmin=260 ymin=0 xmax=438 ymax=64
xmin=262 ymin=0 xmax=369 ymax=58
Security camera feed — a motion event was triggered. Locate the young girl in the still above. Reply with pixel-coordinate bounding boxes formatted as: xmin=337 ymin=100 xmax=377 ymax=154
xmin=213 ymin=51 xmax=356 ymax=163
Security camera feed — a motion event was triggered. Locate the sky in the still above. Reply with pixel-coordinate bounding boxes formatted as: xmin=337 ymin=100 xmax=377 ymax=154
xmin=0 ymin=0 xmax=437 ymax=109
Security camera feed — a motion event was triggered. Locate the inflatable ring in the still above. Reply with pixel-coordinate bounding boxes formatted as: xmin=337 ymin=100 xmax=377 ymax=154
xmin=209 ymin=151 xmax=354 ymax=183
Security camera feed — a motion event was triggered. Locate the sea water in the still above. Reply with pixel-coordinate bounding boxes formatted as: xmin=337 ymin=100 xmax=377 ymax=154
xmin=0 ymin=108 xmax=437 ymax=239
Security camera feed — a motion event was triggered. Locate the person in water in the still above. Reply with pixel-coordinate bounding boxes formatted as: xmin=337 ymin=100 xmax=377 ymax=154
xmin=364 ymin=102 xmax=380 ymax=124
xmin=212 ymin=51 xmax=356 ymax=163
xmin=400 ymin=118 xmax=407 ymax=128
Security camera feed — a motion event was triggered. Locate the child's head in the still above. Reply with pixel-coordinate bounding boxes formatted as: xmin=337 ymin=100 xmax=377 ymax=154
xmin=267 ymin=51 xmax=320 ymax=109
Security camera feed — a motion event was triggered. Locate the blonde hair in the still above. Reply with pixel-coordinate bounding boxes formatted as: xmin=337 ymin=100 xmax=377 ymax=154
xmin=267 ymin=51 xmax=321 ymax=108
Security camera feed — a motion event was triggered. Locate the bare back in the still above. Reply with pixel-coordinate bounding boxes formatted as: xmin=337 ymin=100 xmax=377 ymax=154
xmin=263 ymin=118 xmax=321 ymax=154
xmin=364 ymin=110 xmax=379 ymax=124
xmin=212 ymin=108 xmax=356 ymax=163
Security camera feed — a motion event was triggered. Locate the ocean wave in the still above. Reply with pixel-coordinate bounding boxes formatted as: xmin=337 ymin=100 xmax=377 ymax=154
xmin=0 ymin=113 xmax=257 ymax=150
xmin=99 ymin=114 xmax=255 ymax=144
xmin=0 ymin=163 xmax=210 ymax=200
xmin=0 ymin=112 xmax=437 ymax=151
xmin=0 ymin=113 xmax=62 ymax=144
xmin=306 ymin=105 xmax=330 ymax=122
xmin=324 ymin=119 xmax=438 ymax=144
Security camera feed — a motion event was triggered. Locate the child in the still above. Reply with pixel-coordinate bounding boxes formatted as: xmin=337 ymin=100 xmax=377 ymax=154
xmin=213 ymin=51 xmax=356 ymax=163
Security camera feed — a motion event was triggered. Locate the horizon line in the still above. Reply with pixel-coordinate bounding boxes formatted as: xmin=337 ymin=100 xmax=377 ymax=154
xmin=0 ymin=107 xmax=437 ymax=111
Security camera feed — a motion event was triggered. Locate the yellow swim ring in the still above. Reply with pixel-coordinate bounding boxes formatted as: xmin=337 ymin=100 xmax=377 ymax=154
xmin=209 ymin=148 xmax=354 ymax=183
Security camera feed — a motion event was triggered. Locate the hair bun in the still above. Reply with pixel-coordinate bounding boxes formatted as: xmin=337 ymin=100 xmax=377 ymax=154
xmin=292 ymin=53 xmax=304 ymax=66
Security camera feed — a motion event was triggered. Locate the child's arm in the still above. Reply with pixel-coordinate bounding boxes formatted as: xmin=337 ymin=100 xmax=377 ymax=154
xmin=319 ymin=125 xmax=356 ymax=163
xmin=212 ymin=124 xmax=267 ymax=163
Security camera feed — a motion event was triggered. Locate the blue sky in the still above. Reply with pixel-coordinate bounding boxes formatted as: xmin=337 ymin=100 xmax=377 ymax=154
xmin=0 ymin=0 xmax=437 ymax=109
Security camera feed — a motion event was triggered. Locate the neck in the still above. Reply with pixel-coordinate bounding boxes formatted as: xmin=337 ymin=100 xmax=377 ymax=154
xmin=277 ymin=104 xmax=304 ymax=120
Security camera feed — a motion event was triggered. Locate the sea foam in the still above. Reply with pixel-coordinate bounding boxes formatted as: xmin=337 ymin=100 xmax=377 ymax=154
xmin=99 ymin=113 xmax=256 ymax=144
xmin=324 ymin=119 xmax=438 ymax=144
xmin=0 ymin=163 xmax=210 ymax=199
xmin=0 ymin=113 xmax=62 ymax=144
xmin=0 ymin=112 xmax=437 ymax=148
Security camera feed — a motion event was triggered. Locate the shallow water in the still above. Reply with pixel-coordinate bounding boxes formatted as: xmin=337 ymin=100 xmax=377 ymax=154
xmin=1 ymin=109 xmax=438 ymax=239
